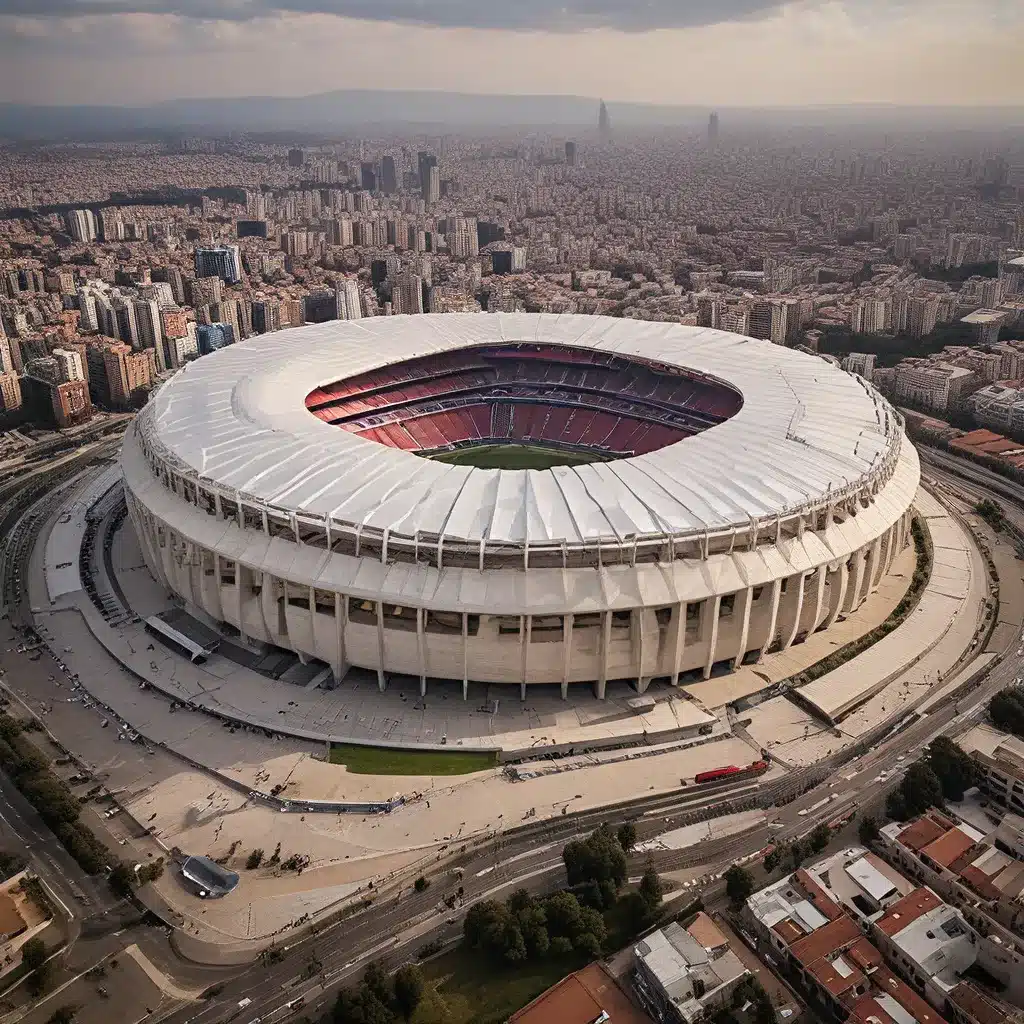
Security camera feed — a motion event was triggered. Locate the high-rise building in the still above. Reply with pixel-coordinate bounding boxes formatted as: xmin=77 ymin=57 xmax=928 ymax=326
xmin=907 ymin=297 xmax=939 ymax=338
xmin=335 ymin=279 xmax=363 ymax=321
xmin=708 ymin=112 xmax=720 ymax=148
xmin=418 ymin=152 xmax=439 ymax=203
xmin=288 ymin=148 xmax=304 ymax=168
xmin=102 ymin=342 xmax=156 ymax=409
xmin=194 ymin=244 xmax=242 ymax=285
xmin=51 ymin=380 xmax=92 ymax=429
xmin=52 ymin=348 xmax=85 ymax=383
xmin=66 ymin=209 xmax=98 ymax=242
xmin=598 ymin=100 xmax=611 ymax=138
xmin=132 ymin=298 xmax=165 ymax=367
xmin=0 ymin=372 xmax=22 ymax=415
xmin=392 ymin=271 xmax=424 ymax=315
xmin=381 ymin=156 xmax=398 ymax=194
xmin=565 ymin=141 xmax=578 ymax=167
xmin=252 ymin=300 xmax=282 ymax=335
xmin=0 ymin=335 xmax=14 ymax=375
xmin=196 ymin=322 xmax=236 ymax=355
xmin=360 ymin=162 xmax=377 ymax=192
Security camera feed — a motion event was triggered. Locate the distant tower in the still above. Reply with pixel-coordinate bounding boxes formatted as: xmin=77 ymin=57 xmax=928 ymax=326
xmin=598 ymin=101 xmax=611 ymax=139
xmin=708 ymin=112 xmax=720 ymax=148
xmin=565 ymin=140 xmax=578 ymax=167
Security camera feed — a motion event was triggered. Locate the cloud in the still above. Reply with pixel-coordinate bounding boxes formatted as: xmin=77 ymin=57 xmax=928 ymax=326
xmin=0 ymin=0 xmax=787 ymax=33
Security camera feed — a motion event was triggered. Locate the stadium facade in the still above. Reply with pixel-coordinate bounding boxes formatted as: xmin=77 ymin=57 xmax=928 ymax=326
xmin=121 ymin=314 xmax=919 ymax=699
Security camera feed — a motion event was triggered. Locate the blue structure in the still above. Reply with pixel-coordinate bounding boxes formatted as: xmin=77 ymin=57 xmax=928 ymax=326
xmin=194 ymin=244 xmax=242 ymax=285
xmin=196 ymin=322 xmax=236 ymax=355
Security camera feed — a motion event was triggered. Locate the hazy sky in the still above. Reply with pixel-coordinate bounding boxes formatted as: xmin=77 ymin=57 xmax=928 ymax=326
xmin=0 ymin=0 xmax=1021 ymax=107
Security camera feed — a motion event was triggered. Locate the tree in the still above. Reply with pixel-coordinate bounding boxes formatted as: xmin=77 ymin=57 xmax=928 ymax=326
xmin=393 ymin=965 xmax=425 ymax=1022
xmin=21 ymin=936 xmax=46 ymax=973
xmin=927 ymin=737 xmax=981 ymax=802
xmin=858 ymin=816 xmax=880 ymax=845
xmin=413 ymin=875 xmax=429 ymax=893
xmin=361 ymin=961 xmax=393 ymax=1008
xmin=763 ymin=847 xmax=783 ymax=872
xmin=990 ymin=688 xmax=1024 ymax=738
xmin=563 ymin=825 xmax=627 ymax=907
xmin=550 ymin=935 xmax=574 ymax=956
xmin=808 ymin=823 xmax=831 ymax=854
xmin=246 ymin=848 xmax=264 ymax=869
xmin=46 ymin=1008 xmax=79 ymax=1024
xmin=639 ymin=868 xmax=663 ymax=914
xmin=617 ymin=822 xmax=638 ymax=854
xmin=108 ymin=861 xmax=136 ymax=899
xmin=725 ymin=865 xmax=754 ymax=906
xmin=573 ymin=931 xmax=602 ymax=959
xmin=789 ymin=841 xmax=805 ymax=869
xmin=889 ymin=761 xmax=944 ymax=820
xmin=332 ymin=986 xmax=394 ymax=1024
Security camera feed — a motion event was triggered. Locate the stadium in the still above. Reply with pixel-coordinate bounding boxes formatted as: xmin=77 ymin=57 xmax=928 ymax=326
xmin=120 ymin=313 xmax=920 ymax=699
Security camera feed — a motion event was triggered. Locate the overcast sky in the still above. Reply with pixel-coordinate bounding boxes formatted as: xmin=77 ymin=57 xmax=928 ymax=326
xmin=0 ymin=0 xmax=1020 ymax=107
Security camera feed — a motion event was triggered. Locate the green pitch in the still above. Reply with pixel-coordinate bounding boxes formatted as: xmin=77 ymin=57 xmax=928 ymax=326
xmin=423 ymin=443 xmax=611 ymax=470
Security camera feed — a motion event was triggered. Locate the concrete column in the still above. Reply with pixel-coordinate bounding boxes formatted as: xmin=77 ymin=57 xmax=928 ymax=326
xmin=375 ymin=601 xmax=386 ymax=692
xmin=703 ymin=595 xmax=722 ymax=680
xmin=843 ymin=552 xmax=864 ymax=613
xmin=596 ymin=611 xmax=611 ymax=700
xmin=561 ymin=613 xmax=574 ymax=700
xmin=416 ymin=607 xmax=427 ymax=697
xmin=811 ymin=568 xmax=827 ymax=633
xmin=670 ymin=601 xmax=687 ymax=685
xmin=520 ymin=615 xmax=530 ymax=701
xmin=824 ymin=561 xmax=849 ymax=630
xmin=634 ymin=609 xmax=646 ymax=692
xmin=862 ymin=538 xmax=881 ymax=603
xmin=781 ymin=574 xmax=805 ymax=651
xmin=461 ymin=613 xmax=469 ymax=701
xmin=733 ymin=586 xmax=754 ymax=668
xmin=756 ymin=579 xmax=783 ymax=664
xmin=333 ymin=591 xmax=349 ymax=685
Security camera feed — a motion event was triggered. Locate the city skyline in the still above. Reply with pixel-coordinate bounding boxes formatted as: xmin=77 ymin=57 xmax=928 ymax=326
xmin=0 ymin=0 xmax=1021 ymax=108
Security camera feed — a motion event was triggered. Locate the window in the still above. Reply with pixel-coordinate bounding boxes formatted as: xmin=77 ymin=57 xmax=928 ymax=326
xmin=719 ymin=594 xmax=735 ymax=617
xmin=752 ymin=586 xmax=764 ymax=601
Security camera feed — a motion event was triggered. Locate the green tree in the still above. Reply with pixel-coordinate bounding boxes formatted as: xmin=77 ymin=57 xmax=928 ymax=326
xmin=361 ymin=961 xmax=393 ymax=1009
xmin=889 ymin=761 xmax=944 ymax=820
xmin=108 ymin=861 xmax=136 ymax=899
xmin=858 ymin=816 xmax=880 ymax=845
xmin=763 ymin=847 xmax=783 ymax=872
xmin=808 ymin=823 xmax=831 ymax=854
xmin=639 ymin=868 xmax=663 ymax=914
xmin=927 ymin=737 xmax=981 ymax=802
xmin=332 ymin=986 xmax=394 ymax=1024
xmin=246 ymin=848 xmax=264 ymax=869
xmin=789 ymin=841 xmax=805 ymax=869
xmin=620 ymin=890 xmax=654 ymax=936
xmin=46 ymin=1008 xmax=79 ymax=1024
xmin=550 ymin=935 xmax=574 ymax=956
xmin=563 ymin=825 xmax=627 ymax=907
xmin=990 ymin=688 xmax=1024 ymax=737
xmin=573 ymin=931 xmax=602 ymax=959
xmin=413 ymin=875 xmax=429 ymax=893
xmin=392 ymin=964 xmax=425 ymax=1022
xmin=21 ymin=936 xmax=46 ymax=973
xmin=725 ymin=865 xmax=754 ymax=906
xmin=617 ymin=822 xmax=638 ymax=853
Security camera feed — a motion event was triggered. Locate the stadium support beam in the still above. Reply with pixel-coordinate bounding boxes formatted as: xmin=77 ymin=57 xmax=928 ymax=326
xmin=703 ymin=595 xmax=722 ymax=680
xmin=757 ymin=579 xmax=783 ymax=664
xmin=824 ymin=561 xmax=848 ymax=630
xmin=781 ymin=574 xmax=805 ymax=651
xmin=375 ymin=601 xmax=387 ymax=692
xmin=596 ymin=612 xmax=611 ymax=700
xmin=520 ymin=615 xmax=530 ymax=701
xmin=670 ymin=601 xmax=686 ymax=686
xmin=332 ymin=591 xmax=349 ymax=684
xmin=861 ymin=538 xmax=881 ymax=606
xmin=845 ymin=549 xmax=867 ymax=614
xmin=417 ymin=607 xmax=427 ymax=697
xmin=733 ymin=586 xmax=753 ymax=669
xmin=462 ymin=613 xmax=469 ymax=701
xmin=561 ymin=614 xmax=574 ymax=700
xmin=811 ymin=568 xmax=827 ymax=635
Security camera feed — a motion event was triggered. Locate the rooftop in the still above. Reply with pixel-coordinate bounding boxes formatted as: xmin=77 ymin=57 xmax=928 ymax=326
xmin=508 ymin=962 xmax=652 ymax=1024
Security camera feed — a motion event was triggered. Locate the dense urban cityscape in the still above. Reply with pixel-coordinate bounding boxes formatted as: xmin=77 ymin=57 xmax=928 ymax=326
xmin=0 ymin=93 xmax=1024 ymax=1024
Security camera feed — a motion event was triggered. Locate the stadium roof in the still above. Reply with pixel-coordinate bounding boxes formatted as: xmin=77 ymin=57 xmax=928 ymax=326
xmin=138 ymin=313 xmax=905 ymax=552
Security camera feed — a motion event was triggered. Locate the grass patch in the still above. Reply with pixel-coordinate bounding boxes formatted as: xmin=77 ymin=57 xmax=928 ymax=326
xmin=422 ymin=443 xmax=609 ymax=470
xmin=412 ymin=946 xmax=581 ymax=1024
xmin=328 ymin=743 xmax=499 ymax=776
